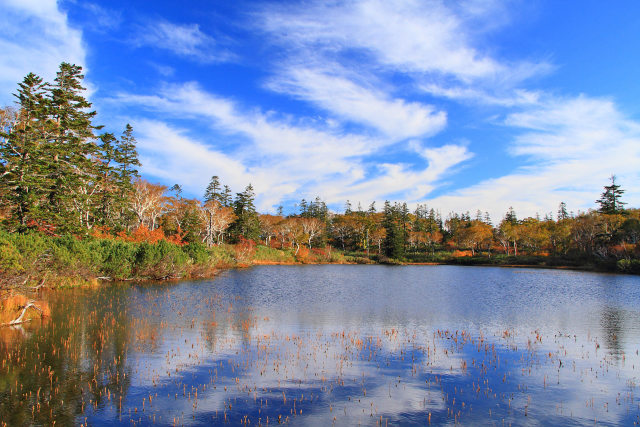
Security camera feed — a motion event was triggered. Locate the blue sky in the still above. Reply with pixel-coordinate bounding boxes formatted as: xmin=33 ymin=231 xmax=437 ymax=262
xmin=1 ymin=0 xmax=639 ymax=219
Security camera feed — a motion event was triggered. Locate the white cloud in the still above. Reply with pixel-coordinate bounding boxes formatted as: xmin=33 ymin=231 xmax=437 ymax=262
xmin=112 ymin=82 xmax=470 ymax=211
xmin=421 ymin=83 xmax=542 ymax=107
xmin=0 ymin=0 xmax=86 ymax=105
xmin=267 ymin=67 xmax=447 ymax=140
xmin=135 ymin=19 xmax=231 ymax=62
xmin=133 ymin=119 xmax=251 ymax=196
xmin=258 ymin=0 xmax=547 ymax=84
xmin=427 ymin=95 xmax=640 ymax=219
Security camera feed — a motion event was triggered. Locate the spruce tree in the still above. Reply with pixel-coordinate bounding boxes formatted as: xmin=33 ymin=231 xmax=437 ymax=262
xmin=0 ymin=73 xmax=51 ymax=230
xmin=504 ymin=207 xmax=518 ymax=224
xmin=114 ymin=124 xmax=140 ymax=229
xmin=47 ymin=63 xmax=99 ymax=231
xmin=557 ymin=202 xmax=569 ymax=220
xmin=95 ymin=132 xmax=119 ymax=226
xmin=231 ymin=184 xmax=260 ymax=241
xmin=382 ymin=201 xmax=405 ymax=259
xmin=597 ymin=175 xmax=626 ymax=214
xmin=204 ymin=175 xmax=223 ymax=204
xmin=222 ymin=185 xmax=233 ymax=207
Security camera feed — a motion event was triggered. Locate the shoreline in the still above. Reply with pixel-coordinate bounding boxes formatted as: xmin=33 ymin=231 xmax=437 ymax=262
xmin=0 ymin=252 xmax=630 ymax=294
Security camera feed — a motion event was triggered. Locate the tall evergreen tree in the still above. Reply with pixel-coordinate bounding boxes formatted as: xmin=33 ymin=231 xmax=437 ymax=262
xmin=47 ymin=63 xmax=99 ymax=230
xmin=382 ymin=201 xmax=405 ymax=259
xmin=222 ymin=185 xmax=233 ymax=207
xmin=597 ymin=175 xmax=626 ymax=214
xmin=504 ymin=206 xmax=518 ymax=224
xmin=557 ymin=202 xmax=569 ymax=220
xmin=204 ymin=175 xmax=223 ymax=204
xmin=94 ymin=132 xmax=119 ymax=226
xmin=0 ymin=73 xmax=51 ymax=230
xmin=231 ymin=184 xmax=260 ymax=241
xmin=113 ymin=124 xmax=140 ymax=229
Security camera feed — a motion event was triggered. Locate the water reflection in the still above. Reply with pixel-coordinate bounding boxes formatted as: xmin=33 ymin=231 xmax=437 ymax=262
xmin=1 ymin=265 xmax=640 ymax=425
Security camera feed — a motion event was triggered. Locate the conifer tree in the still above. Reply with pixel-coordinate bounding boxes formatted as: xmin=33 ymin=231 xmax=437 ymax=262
xmin=504 ymin=206 xmax=518 ymax=224
xmin=47 ymin=63 xmax=98 ymax=230
xmin=95 ymin=132 xmax=119 ymax=226
xmin=231 ymin=184 xmax=260 ymax=241
xmin=382 ymin=201 xmax=405 ymax=259
xmin=557 ymin=202 xmax=569 ymax=220
xmin=222 ymin=185 xmax=233 ymax=207
xmin=204 ymin=175 xmax=223 ymax=204
xmin=597 ymin=175 xmax=626 ymax=214
xmin=114 ymin=124 xmax=140 ymax=229
xmin=0 ymin=73 xmax=51 ymax=230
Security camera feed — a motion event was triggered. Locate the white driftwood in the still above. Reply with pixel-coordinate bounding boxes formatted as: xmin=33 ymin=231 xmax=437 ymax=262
xmin=1 ymin=301 xmax=43 ymax=327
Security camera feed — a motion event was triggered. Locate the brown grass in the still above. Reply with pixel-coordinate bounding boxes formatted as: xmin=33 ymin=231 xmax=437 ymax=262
xmin=0 ymin=294 xmax=50 ymax=324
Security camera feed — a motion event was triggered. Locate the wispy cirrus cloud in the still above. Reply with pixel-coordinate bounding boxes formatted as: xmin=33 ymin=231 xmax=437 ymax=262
xmin=134 ymin=19 xmax=233 ymax=63
xmin=428 ymin=94 xmax=640 ymax=220
xmin=258 ymin=0 xmax=550 ymax=84
xmin=266 ymin=66 xmax=447 ymax=140
xmin=111 ymin=82 xmax=471 ymax=211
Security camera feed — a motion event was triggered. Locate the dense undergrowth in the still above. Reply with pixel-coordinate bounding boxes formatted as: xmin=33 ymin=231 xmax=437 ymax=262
xmin=0 ymin=231 xmax=354 ymax=288
xmin=1 ymin=231 xmax=637 ymax=291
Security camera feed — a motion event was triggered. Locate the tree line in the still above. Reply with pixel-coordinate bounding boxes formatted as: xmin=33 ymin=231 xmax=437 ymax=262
xmin=1 ymin=63 xmax=639 ymax=271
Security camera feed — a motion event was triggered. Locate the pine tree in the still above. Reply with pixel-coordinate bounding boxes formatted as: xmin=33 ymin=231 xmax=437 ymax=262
xmin=557 ymin=202 xmax=568 ymax=220
xmin=299 ymin=198 xmax=308 ymax=217
xmin=95 ymin=132 xmax=120 ymax=226
xmin=597 ymin=175 xmax=626 ymax=214
xmin=47 ymin=63 xmax=99 ymax=231
xmin=204 ymin=175 xmax=223 ymax=204
xmin=382 ymin=201 xmax=405 ymax=259
xmin=344 ymin=200 xmax=352 ymax=215
xmin=504 ymin=206 xmax=518 ymax=225
xmin=222 ymin=185 xmax=233 ymax=207
xmin=114 ymin=124 xmax=140 ymax=229
xmin=231 ymin=184 xmax=260 ymax=241
xmin=0 ymin=73 xmax=51 ymax=230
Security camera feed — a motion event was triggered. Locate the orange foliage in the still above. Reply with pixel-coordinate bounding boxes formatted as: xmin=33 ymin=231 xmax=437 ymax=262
xmin=25 ymin=219 xmax=58 ymax=237
xmin=117 ymin=224 xmax=166 ymax=243
xmin=89 ymin=225 xmax=114 ymax=240
xmin=234 ymin=237 xmax=256 ymax=263
xmin=451 ymin=250 xmax=473 ymax=257
xmin=296 ymin=246 xmax=311 ymax=263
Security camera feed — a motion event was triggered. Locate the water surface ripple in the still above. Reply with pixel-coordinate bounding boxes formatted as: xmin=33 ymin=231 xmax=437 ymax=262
xmin=1 ymin=265 xmax=639 ymax=426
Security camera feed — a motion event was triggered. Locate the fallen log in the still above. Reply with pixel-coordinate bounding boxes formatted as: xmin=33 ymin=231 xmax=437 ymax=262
xmin=1 ymin=301 xmax=44 ymax=327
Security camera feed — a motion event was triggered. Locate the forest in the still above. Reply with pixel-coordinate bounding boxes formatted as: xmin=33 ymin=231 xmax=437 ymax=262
xmin=1 ymin=63 xmax=639 ymax=288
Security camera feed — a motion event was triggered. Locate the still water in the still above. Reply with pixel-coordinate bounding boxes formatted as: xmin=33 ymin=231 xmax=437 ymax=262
xmin=2 ymin=265 xmax=640 ymax=425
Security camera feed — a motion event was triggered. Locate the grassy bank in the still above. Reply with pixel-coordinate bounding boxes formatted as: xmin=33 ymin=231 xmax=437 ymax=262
xmin=1 ymin=231 xmax=637 ymax=292
xmin=0 ymin=231 xmax=360 ymax=290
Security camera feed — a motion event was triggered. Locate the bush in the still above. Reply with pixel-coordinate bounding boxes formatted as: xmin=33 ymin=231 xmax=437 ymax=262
xmin=617 ymin=259 xmax=640 ymax=274
xmin=208 ymin=244 xmax=236 ymax=267
xmin=134 ymin=240 xmax=189 ymax=279
xmin=182 ymin=242 xmax=210 ymax=265
xmin=254 ymin=245 xmax=296 ymax=263
xmin=101 ymin=241 xmax=137 ymax=279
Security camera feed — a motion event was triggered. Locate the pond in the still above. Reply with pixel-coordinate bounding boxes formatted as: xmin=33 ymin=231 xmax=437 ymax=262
xmin=1 ymin=265 xmax=640 ymax=425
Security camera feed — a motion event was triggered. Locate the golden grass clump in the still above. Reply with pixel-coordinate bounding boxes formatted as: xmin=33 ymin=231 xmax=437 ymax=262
xmin=0 ymin=294 xmax=50 ymax=324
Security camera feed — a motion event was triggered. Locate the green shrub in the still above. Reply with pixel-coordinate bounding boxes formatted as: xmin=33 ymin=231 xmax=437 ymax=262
xmin=208 ymin=244 xmax=236 ymax=267
xmin=254 ymin=245 xmax=296 ymax=263
xmin=182 ymin=242 xmax=210 ymax=265
xmin=101 ymin=241 xmax=136 ymax=279
xmin=617 ymin=259 xmax=640 ymax=274
xmin=134 ymin=240 xmax=189 ymax=279
xmin=0 ymin=238 xmax=23 ymax=272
